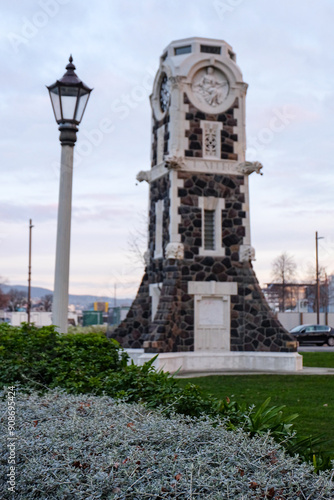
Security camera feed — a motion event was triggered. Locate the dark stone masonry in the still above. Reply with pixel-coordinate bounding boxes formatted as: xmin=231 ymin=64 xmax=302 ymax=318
xmin=113 ymin=169 xmax=296 ymax=354
xmin=184 ymin=94 xmax=239 ymax=161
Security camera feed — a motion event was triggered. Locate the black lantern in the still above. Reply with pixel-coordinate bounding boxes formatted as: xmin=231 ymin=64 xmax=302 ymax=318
xmin=47 ymin=56 xmax=93 ymax=125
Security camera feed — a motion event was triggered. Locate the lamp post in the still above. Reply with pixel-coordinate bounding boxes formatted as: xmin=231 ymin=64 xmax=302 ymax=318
xmin=47 ymin=56 xmax=92 ymax=333
xmin=315 ymin=231 xmax=324 ymax=325
xmin=27 ymin=219 xmax=33 ymax=324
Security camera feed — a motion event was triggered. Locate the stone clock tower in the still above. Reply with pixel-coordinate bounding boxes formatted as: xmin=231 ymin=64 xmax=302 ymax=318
xmin=113 ymin=37 xmax=300 ymax=371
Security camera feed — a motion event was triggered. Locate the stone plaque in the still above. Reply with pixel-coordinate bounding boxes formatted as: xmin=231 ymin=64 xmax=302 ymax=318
xmin=198 ymin=298 xmax=224 ymax=326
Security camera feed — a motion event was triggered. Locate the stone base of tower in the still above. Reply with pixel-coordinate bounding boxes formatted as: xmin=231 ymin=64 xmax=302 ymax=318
xmin=126 ymin=350 xmax=303 ymax=374
xmin=112 ymin=258 xmax=298 ymax=355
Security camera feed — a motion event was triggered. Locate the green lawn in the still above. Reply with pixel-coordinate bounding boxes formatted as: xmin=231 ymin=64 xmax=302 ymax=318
xmin=300 ymin=351 xmax=334 ymax=368
xmin=176 ymin=352 xmax=334 ymax=446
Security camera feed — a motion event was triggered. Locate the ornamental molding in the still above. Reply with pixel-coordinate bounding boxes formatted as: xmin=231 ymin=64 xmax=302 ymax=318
xmin=149 ymin=159 xmax=264 ymax=182
xmin=239 ymin=82 xmax=249 ymax=95
xmin=168 ymin=75 xmax=185 ymax=90
xmin=200 ymin=121 xmax=223 ymax=159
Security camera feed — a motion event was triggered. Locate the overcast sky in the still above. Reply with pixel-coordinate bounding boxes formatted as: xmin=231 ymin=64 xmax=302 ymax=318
xmin=1 ymin=0 xmax=334 ymax=299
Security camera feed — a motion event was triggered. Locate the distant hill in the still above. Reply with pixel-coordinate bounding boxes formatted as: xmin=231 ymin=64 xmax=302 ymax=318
xmin=0 ymin=284 xmax=133 ymax=308
xmin=1 ymin=285 xmax=52 ymax=298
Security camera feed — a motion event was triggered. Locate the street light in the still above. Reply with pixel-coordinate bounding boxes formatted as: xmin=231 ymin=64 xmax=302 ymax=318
xmin=47 ymin=56 xmax=92 ymax=333
xmin=315 ymin=231 xmax=324 ymax=325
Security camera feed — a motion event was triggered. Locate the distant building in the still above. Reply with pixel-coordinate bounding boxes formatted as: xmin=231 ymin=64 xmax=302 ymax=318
xmin=7 ymin=311 xmax=78 ymax=328
xmin=108 ymin=306 xmax=130 ymax=327
xmin=327 ymin=275 xmax=334 ymax=313
xmin=262 ymin=279 xmax=333 ymax=314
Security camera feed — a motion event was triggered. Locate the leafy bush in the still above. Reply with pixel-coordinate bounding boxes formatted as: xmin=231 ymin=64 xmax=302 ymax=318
xmin=0 ymin=323 xmax=298 ymax=435
xmin=0 ymin=323 xmax=128 ymax=391
xmin=1 ymin=390 xmax=333 ymax=499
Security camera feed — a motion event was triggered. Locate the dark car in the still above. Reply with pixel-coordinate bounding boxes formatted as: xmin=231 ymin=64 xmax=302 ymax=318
xmin=289 ymin=324 xmax=334 ymax=346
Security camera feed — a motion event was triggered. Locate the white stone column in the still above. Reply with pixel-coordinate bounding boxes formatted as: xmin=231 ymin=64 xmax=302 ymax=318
xmin=52 ymin=131 xmax=76 ymax=333
xmin=168 ymin=76 xmax=184 ymax=158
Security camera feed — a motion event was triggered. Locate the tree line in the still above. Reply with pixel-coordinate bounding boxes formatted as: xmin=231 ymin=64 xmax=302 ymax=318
xmin=0 ymin=283 xmax=52 ymax=312
xmin=269 ymin=252 xmax=332 ymax=313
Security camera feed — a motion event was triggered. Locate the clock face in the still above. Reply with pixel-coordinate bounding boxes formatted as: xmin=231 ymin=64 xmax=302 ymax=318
xmin=159 ymin=74 xmax=170 ymax=112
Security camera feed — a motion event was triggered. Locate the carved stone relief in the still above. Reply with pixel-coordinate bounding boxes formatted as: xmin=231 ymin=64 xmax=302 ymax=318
xmin=192 ymin=66 xmax=229 ymax=108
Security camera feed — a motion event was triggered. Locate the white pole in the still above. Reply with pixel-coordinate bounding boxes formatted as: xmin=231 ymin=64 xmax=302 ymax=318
xmin=52 ymin=141 xmax=74 ymax=333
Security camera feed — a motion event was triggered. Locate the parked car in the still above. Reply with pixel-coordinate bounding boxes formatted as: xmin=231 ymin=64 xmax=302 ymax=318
xmin=289 ymin=324 xmax=334 ymax=346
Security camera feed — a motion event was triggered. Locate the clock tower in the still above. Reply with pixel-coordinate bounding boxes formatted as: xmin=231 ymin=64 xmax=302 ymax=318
xmin=113 ymin=37 xmax=298 ymax=361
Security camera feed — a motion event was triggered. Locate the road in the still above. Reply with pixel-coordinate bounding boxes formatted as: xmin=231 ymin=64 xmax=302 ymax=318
xmin=298 ymin=346 xmax=334 ymax=352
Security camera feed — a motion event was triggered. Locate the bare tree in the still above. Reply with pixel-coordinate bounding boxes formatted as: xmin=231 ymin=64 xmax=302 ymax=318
xmin=303 ymin=263 xmax=330 ymax=313
xmin=0 ymin=277 xmax=9 ymax=309
xmin=0 ymin=286 xmax=9 ymax=309
xmin=303 ymin=262 xmax=327 ymax=284
xmin=7 ymin=289 xmax=27 ymax=312
xmin=127 ymin=210 xmax=148 ymax=269
xmin=271 ymin=252 xmax=297 ymax=311
xmin=41 ymin=294 xmax=53 ymax=312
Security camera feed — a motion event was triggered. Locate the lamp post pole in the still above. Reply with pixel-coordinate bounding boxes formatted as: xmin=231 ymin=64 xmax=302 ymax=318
xmin=315 ymin=231 xmax=324 ymax=325
xmin=52 ymin=124 xmax=77 ymax=333
xmin=47 ymin=57 xmax=92 ymax=333
xmin=27 ymin=219 xmax=33 ymax=324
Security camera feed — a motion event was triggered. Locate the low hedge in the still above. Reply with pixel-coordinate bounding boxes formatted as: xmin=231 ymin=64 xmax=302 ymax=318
xmin=0 ymin=390 xmax=333 ymax=499
xmin=0 ymin=323 xmax=333 ymax=472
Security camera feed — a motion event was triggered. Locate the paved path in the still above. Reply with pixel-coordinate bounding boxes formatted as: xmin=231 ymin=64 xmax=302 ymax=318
xmin=298 ymin=347 xmax=334 ymax=352
xmin=176 ymin=366 xmax=334 ymax=378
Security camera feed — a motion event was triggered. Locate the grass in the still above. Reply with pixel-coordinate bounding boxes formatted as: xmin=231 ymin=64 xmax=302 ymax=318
xmin=177 ymin=375 xmax=334 ymax=443
xmin=300 ymin=351 xmax=334 ymax=368
xmin=176 ymin=352 xmax=334 ymax=448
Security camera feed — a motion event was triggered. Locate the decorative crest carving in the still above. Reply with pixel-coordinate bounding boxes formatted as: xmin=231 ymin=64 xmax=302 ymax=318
xmin=136 ymin=170 xmax=151 ymax=183
xmin=238 ymin=161 xmax=263 ymax=176
xmin=240 ymin=245 xmax=256 ymax=262
xmin=165 ymin=242 xmax=184 ymax=260
xmin=164 ymin=155 xmax=185 ymax=170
